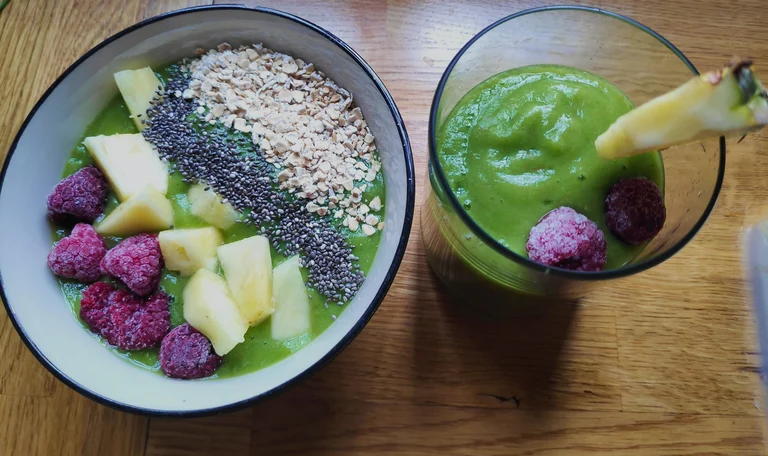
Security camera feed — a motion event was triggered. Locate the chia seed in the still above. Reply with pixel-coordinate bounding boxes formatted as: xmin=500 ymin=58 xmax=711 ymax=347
xmin=142 ymin=67 xmax=364 ymax=302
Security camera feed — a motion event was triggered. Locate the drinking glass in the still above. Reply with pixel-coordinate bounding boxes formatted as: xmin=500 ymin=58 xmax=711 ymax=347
xmin=421 ymin=6 xmax=724 ymax=307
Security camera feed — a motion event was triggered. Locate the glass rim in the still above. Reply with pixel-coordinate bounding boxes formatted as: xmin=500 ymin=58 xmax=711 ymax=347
xmin=427 ymin=5 xmax=726 ymax=281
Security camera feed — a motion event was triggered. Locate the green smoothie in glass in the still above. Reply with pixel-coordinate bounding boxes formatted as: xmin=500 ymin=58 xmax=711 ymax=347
xmin=422 ymin=64 xmax=664 ymax=306
xmin=437 ymin=64 xmax=664 ymax=268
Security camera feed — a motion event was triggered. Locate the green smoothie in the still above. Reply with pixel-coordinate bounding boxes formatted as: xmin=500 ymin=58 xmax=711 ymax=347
xmin=53 ymin=92 xmax=385 ymax=379
xmin=437 ymin=64 xmax=664 ymax=269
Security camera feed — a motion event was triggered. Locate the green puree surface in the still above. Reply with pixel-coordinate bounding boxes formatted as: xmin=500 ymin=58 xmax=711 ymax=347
xmin=438 ymin=64 xmax=664 ymax=269
xmin=54 ymin=81 xmax=385 ymax=379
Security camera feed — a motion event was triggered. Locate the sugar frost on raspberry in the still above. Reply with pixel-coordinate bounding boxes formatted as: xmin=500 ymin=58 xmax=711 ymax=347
xmin=79 ymin=281 xmax=116 ymax=334
xmin=526 ymin=206 xmax=607 ymax=272
xmin=47 ymin=166 xmax=108 ymax=224
xmin=100 ymin=234 xmax=164 ymax=296
xmin=159 ymin=323 xmax=221 ymax=379
xmin=104 ymin=290 xmax=171 ymax=350
xmin=47 ymin=223 xmax=107 ymax=283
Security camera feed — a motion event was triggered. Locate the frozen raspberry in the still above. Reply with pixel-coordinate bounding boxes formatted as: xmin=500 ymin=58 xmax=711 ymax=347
xmin=47 ymin=166 xmax=108 ymax=224
xmin=47 ymin=223 xmax=108 ymax=283
xmin=100 ymin=234 xmax=163 ymax=296
xmin=79 ymin=282 xmax=116 ymax=335
xmin=526 ymin=207 xmax=607 ymax=272
xmin=159 ymin=323 xmax=221 ymax=379
xmin=104 ymin=290 xmax=171 ymax=350
xmin=605 ymin=177 xmax=666 ymax=245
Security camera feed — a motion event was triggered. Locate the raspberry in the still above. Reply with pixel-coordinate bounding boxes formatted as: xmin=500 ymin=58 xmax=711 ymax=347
xmin=47 ymin=166 xmax=108 ymax=224
xmin=526 ymin=207 xmax=607 ymax=272
xmin=104 ymin=290 xmax=171 ymax=350
xmin=159 ymin=323 xmax=221 ymax=379
xmin=79 ymin=282 xmax=116 ymax=335
xmin=101 ymin=234 xmax=163 ymax=296
xmin=47 ymin=223 xmax=108 ymax=283
xmin=605 ymin=177 xmax=666 ymax=245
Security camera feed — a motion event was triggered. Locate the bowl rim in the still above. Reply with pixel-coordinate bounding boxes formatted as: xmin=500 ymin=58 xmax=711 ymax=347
xmin=428 ymin=5 xmax=726 ymax=281
xmin=0 ymin=4 xmax=415 ymax=417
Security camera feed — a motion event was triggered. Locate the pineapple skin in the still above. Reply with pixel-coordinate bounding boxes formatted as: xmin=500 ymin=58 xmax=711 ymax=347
xmin=596 ymin=59 xmax=768 ymax=159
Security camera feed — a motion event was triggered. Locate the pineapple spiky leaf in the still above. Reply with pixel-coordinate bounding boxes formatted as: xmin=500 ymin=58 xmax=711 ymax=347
xmin=596 ymin=58 xmax=768 ymax=159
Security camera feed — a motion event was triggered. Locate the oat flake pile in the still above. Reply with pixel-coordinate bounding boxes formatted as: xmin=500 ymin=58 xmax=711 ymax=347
xmin=181 ymin=42 xmax=384 ymax=235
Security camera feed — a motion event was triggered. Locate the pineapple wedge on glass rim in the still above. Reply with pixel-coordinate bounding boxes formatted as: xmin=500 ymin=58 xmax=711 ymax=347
xmin=596 ymin=59 xmax=768 ymax=159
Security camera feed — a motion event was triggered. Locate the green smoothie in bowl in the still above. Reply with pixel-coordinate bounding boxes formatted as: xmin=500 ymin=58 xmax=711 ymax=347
xmin=45 ymin=42 xmax=386 ymax=380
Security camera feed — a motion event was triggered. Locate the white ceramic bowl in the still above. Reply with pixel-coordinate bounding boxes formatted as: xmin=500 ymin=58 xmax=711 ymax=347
xmin=0 ymin=5 xmax=414 ymax=416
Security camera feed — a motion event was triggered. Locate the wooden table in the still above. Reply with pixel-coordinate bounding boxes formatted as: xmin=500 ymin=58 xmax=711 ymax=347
xmin=2 ymin=0 xmax=767 ymax=454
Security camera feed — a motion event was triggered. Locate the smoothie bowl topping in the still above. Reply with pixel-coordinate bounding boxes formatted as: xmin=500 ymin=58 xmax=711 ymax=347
xmin=45 ymin=42 xmax=386 ymax=380
xmin=183 ymin=42 xmax=383 ymax=228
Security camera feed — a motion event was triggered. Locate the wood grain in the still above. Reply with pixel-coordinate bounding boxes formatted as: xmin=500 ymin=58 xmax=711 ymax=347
xmin=1 ymin=0 xmax=767 ymax=454
xmin=145 ymin=409 xmax=251 ymax=456
xmin=0 ymin=0 xmax=154 ymax=454
xmin=0 ymin=383 xmax=147 ymax=455
xmin=247 ymin=397 xmax=765 ymax=455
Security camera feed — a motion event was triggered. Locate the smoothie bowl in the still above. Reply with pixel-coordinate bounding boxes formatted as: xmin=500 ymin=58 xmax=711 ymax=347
xmin=0 ymin=6 xmax=414 ymax=415
xmin=422 ymin=6 xmax=724 ymax=307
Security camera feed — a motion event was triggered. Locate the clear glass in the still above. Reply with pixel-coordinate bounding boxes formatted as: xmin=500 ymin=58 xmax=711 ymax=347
xmin=421 ymin=6 xmax=725 ymax=310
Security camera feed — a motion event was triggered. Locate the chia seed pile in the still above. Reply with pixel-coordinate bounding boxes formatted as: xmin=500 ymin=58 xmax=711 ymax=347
xmin=142 ymin=66 xmax=364 ymax=303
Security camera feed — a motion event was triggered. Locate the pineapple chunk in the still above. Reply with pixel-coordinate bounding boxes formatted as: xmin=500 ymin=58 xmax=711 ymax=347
xmin=159 ymin=227 xmax=223 ymax=277
xmin=271 ymin=256 xmax=311 ymax=341
xmin=114 ymin=67 xmax=163 ymax=131
xmin=218 ymin=235 xmax=273 ymax=326
xmin=183 ymin=269 xmax=249 ymax=356
xmin=188 ymin=184 xmax=239 ymax=230
xmin=597 ymin=59 xmax=768 ymax=159
xmin=96 ymin=185 xmax=173 ymax=236
xmin=83 ymin=133 xmax=168 ymax=201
